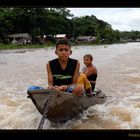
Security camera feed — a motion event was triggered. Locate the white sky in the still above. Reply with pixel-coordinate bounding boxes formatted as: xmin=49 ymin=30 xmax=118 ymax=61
xmin=68 ymin=8 xmax=140 ymax=31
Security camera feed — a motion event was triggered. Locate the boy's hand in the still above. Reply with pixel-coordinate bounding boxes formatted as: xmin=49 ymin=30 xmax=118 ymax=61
xmin=59 ymin=85 xmax=68 ymax=91
xmin=47 ymin=85 xmax=54 ymax=90
xmin=54 ymin=85 xmax=60 ymax=90
xmin=47 ymin=85 xmax=59 ymax=90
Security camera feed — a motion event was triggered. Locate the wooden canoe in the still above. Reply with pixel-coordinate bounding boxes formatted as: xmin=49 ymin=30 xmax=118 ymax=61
xmin=27 ymin=88 xmax=106 ymax=122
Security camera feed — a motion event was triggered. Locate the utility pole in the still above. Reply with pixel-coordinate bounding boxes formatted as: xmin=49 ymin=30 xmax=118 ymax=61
xmin=72 ymin=17 xmax=75 ymax=42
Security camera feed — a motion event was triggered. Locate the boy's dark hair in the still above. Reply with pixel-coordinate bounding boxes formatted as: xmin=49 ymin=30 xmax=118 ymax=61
xmin=83 ymin=54 xmax=93 ymax=61
xmin=56 ymin=39 xmax=71 ymax=49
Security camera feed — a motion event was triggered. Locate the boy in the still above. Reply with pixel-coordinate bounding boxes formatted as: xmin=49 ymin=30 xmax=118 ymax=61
xmin=46 ymin=39 xmax=86 ymax=96
xmin=82 ymin=54 xmax=97 ymax=92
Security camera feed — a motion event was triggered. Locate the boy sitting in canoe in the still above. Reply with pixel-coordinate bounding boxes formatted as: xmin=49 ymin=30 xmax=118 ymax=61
xmin=82 ymin=54 xmax=97 ymax=92
xmin=46 ymin=39 xmax=92 ymax=96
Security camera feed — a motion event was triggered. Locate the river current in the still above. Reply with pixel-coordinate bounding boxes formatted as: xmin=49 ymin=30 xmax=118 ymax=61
xmin=0 ymin=42 xmax=140 ymax=129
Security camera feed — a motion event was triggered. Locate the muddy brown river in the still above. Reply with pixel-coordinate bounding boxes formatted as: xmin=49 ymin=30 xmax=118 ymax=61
xmin=0 ymin=42 xmax=140 ymax=129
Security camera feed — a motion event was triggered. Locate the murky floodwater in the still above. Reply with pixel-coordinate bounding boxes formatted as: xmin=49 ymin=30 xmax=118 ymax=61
xmin=0 ymin=42 xmax=140 ymax=129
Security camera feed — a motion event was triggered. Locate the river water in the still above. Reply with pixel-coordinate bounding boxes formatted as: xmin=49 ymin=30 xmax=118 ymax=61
xmin=0 ymin=42 xmax=140 ymax=129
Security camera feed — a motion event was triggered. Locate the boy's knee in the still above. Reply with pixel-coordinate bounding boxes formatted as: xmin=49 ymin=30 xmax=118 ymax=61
xmin=72 ymin=85 xmax=85 ymax=96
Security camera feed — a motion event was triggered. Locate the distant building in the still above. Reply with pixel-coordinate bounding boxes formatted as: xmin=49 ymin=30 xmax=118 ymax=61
xmin=55 ymin=34 xmax=67 ymax=40
xmin=35 ymin=34 xmax=55 ymax=44
xmin=7 ymin=33 xmax=32 ymax=45
xmin=76 ymin=36 xmax=96 ymax=43
xmin=136 ymin=38 xmax=140 ymax=42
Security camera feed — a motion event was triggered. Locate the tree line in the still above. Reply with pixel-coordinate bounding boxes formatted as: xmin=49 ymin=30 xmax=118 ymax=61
xmin=0 ymin=7 xmax=140 ymax=44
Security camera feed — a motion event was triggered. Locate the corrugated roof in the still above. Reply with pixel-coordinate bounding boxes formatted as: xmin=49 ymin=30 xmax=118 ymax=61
xmin=7 ymin=33 xmax=31 ymax=38
xmin=56 ymin=34 xmax=66 ymax=38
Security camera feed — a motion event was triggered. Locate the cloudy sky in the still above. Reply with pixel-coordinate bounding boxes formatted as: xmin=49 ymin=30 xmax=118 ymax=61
xmin=68 ymin=8 xmax=140 ymax=31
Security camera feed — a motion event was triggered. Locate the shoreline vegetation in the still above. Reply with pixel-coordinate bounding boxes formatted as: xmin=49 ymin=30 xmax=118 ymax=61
xmin=0 ymin=41 xmax=128 ymax=50
xmin=0 ymin=43 xmax=53 ymax=50
xmin=1 ymin=8 xmax=139 ymax=51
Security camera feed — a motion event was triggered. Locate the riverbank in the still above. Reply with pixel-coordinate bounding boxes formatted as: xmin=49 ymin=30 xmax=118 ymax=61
xmin=0 ymin=43 xmax=54 ymax=50
xmin=0 ymin=41 xmax=127 ymax=50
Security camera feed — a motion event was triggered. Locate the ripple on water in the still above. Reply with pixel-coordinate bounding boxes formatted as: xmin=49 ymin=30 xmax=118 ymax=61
xmin=109 ymin=107 xmax=131 ymax=122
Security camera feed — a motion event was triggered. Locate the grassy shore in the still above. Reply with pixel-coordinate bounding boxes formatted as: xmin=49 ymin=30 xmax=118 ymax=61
xmin=0 ymin=41 xmax=126 ymax=50
xmin=0 ymin=43 xmax=55 ymax=50
xmin=0 ymin=43 xmax=100 ymax=50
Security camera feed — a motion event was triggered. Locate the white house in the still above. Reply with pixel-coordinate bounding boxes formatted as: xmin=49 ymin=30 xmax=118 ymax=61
xmin=7 ymin=33 xmax=32 ymax=45
xmin=55 ymin=34 xmax=67 ymax=40
xmin=76 ymin=36 xmax=96 ymax=43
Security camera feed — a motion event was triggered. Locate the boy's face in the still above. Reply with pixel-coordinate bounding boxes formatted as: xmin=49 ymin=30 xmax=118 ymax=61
xmin=55 ymin=44 xmax=72 ymax=61
xmin=83 ymin=57 xmax=92 ymax=66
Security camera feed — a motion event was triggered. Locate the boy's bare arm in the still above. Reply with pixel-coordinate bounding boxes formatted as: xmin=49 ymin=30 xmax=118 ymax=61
xmin=46 ymin=63 xmax=53 ymax=87
xmin=73 ymin=61 xmax=80 ymax=83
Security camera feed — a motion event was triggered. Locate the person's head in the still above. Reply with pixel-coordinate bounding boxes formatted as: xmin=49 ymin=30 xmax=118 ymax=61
xmin=55 ymin=39 xmax=72 ymax=61
xmin=83 ymin=54 xmax=93 ymax=67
